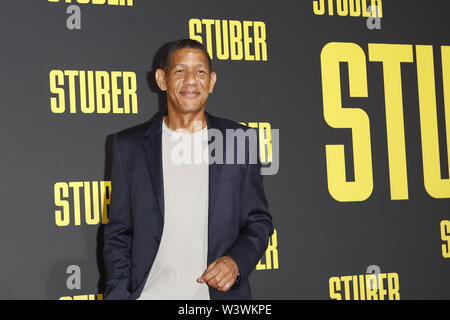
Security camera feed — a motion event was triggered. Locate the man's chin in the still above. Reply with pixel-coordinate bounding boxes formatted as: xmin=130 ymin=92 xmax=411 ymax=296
xmin=175 ymin=103 xmax=205 ymax=114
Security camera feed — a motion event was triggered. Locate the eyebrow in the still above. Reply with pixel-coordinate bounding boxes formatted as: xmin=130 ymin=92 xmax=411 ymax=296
xmin=174 ymin=63 xmax=207 ymax=68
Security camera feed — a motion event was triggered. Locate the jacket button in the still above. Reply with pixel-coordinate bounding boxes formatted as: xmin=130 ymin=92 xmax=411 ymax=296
xmin=154 ymin=236 xmax=160 ymax=243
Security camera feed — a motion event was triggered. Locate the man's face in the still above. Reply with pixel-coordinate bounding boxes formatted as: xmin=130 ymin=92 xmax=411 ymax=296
xmin=156 ymin=48 xmax=217 ymax=114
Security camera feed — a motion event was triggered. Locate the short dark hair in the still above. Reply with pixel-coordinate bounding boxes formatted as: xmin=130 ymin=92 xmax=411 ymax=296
xmin=158 ymin=39 xmax=212 ymax=72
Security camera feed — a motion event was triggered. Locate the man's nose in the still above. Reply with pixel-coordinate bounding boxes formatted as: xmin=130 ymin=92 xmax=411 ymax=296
xmin=183 ymin=70 xmax=196 ymax=84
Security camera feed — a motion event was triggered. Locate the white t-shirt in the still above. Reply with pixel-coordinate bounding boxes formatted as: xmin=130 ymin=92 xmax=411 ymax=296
xmin=137 ymin=120 xmax=210 ymax=300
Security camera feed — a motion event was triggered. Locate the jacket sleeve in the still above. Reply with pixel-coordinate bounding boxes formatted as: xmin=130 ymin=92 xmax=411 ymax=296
xmin=225 ymin=129 xmax=274 ymax=280
xmin=103 ymin=133 xmax=132 ymax=300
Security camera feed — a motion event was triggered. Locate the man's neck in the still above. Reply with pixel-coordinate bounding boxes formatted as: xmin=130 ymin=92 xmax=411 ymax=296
xmin=164 ymin=108 xmax=207 ymax=133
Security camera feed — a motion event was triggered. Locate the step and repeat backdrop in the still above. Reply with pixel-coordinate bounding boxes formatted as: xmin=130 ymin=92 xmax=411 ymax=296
xmin=1 ymin=0 xmax=449 ymax=300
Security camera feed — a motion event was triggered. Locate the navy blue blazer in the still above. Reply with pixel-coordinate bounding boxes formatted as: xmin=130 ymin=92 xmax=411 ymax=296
xmin=103 ymin=112 xmax=274 ymax=300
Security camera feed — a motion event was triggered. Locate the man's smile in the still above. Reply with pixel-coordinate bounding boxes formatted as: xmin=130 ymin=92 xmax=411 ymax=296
xmin=179 ymin=89 xmax=201 ymax=99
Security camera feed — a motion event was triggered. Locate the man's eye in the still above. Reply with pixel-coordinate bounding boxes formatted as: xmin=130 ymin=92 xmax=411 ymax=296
xmin=175 ymin=69 xmax=184 ymax=74
xmin=197 ymin=70 xmax=206 ymax=74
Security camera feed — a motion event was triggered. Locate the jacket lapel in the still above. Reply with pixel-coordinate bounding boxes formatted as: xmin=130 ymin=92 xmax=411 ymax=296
xmin=205 ymin=111 xmax=220 ymax=188
xmin=143 ymin=114 xmax=165 ymax=219
xmin=205 ymin=112 xmax=221 ymax=265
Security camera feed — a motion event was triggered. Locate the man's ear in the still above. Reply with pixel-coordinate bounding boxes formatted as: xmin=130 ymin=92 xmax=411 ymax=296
xmin=209 ymin=71 xmax=217 ymax=93
xmin=155 ymin=68 xmax=167 ymax=91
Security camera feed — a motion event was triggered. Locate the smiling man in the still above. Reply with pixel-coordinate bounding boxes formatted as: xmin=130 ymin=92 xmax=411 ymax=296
xmin=103 ymin=39 xmax=274 ymax=300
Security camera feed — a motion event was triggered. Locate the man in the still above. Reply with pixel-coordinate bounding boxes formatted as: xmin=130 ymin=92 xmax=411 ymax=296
xmin=103 ymin=39 xmax=273 ymax=300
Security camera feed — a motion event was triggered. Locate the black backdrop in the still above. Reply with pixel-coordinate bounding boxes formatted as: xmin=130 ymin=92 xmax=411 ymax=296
xmin=1 ymin=0 xmax=450 ymax=299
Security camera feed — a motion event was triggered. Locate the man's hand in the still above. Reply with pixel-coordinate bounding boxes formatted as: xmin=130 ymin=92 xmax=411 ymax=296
xmin=197 ymin=256 xmax=239 ymax=292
